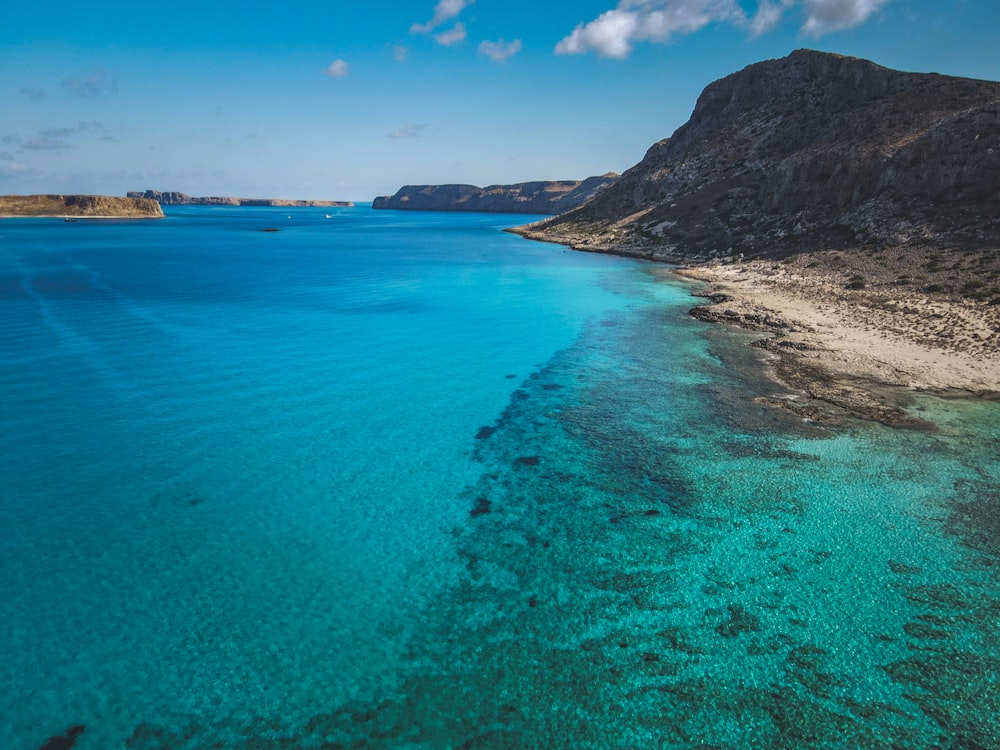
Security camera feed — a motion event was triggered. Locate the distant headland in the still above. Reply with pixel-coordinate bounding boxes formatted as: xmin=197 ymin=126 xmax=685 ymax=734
xmin=0 ymin=194 xmax=164 ymax=219
xmin=372 ymin=175 xmax=618 ymax=214
xmin=128 ymin=190 xmax=354 ymax=207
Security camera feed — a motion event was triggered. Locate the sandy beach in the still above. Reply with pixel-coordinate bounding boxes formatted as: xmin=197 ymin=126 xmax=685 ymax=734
xmin=668 ymin=258 xmax=1000 ymax=426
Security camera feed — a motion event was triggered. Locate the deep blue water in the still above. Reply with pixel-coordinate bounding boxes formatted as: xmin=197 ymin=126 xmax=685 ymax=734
xmin=1 ymin=206 xmax=998 ymax=749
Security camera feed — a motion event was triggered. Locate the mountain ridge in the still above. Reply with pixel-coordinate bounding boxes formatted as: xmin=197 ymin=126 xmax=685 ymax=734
xmin=514 ymin=49 xmax=1000 ymax=270
xmin=373 ymin=175 xmax=619 ymax=214
xmin=128 ymin=190 xmax=353 ymax=207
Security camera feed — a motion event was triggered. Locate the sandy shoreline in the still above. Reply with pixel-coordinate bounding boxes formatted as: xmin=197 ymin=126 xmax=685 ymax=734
xmin=665 ymin=259 xmax=1000 ymax=427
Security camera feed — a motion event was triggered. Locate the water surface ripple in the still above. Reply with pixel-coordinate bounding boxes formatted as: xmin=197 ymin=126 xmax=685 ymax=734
xmin=1 ymin=208 xmax=997 ymax=749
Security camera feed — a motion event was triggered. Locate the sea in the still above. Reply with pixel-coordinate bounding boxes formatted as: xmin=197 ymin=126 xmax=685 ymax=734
xmin=1 ymin=206 xmax=998 ymax=749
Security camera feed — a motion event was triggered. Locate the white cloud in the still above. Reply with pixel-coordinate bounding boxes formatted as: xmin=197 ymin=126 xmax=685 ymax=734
xmin=324 ymin=59 xmax=350 ymax=78
xmin=435 ymin=22 xmax=468 ymax=46
xmin=411 ymin=0 xmax=475 ymax=34
xmin=478 ymin=38 xmax=523 ymax=62
xmin=393 ymin=44 xmax=409 ymax=62
xmin=556 ymin=9 xmax=639 ymax=58
xmin=748 ymin=0 xmax=793 ymax=35
xmin=557 ymin=1 xmax=741 ymax=58
xmin=388 ymin=123 xmax=429 ymax=139
xmin=556 ymin=0 xmax=892 ymax=56
xmin=801 ymin=0 xmax=890 ymax=36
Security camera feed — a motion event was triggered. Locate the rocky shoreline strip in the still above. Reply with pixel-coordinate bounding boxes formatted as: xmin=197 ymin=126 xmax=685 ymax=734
xmin=670 ymin=259 xmax=1000 ymax=428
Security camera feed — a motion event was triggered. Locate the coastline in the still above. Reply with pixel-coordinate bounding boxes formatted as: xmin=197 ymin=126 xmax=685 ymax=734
xmin=668 ymin=259 xmax=1000 ymax=428
xmin=0 ymin=214 xmax=163 ymax=220
xmin=0 ymin=195 xmax=164 ymax=219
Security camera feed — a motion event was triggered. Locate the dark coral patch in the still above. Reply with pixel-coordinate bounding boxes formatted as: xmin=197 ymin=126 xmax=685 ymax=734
xmin=888 ymin=560 xmax=922 ymax=575
xmin=541 ymin=383 xmax=564 ymax=391
xmin=514 ymin=456 xmax=540 ymax=467
xmin=38 ymin=726 xmax=85 ymax=750
xmin=715 ymin=604 xmax=762 ymax=638
xmin=475 ymin=425 xmax=497 ymax=439
xmin=470 ymin=497 xmax=492 ymax=517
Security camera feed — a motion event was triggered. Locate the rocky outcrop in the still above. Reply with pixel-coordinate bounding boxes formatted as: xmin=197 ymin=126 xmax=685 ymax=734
xmin=515 ymin=50 xmax=1000 ymax=262
xmin=372 ymin=174 xmax=619 ymax=214
xmin=128 ymin=190 xmax=353 ymax=207
xmin=0 ymin=194 xmax=163 ymax=218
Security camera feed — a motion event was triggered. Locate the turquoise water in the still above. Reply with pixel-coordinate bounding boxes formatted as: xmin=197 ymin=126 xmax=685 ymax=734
xmin=1 ymin=207 xmax=998 ymax=749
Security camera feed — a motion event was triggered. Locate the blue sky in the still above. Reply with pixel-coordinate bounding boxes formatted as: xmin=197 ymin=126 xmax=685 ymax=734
xmin=2 ymin=0 xmax=998 ymax=201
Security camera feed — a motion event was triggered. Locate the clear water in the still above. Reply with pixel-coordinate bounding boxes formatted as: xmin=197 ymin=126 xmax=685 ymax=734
xmin=1 ymin=207 xmax=997 ymax=749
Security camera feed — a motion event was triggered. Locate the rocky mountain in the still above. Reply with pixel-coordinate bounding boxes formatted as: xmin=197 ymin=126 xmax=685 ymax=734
xmin=372 ymin=174 xmax=619 ymax=214
xmin=515 ymin=50 xmax=1000 ymax=263
xmin=128 ymin=190 xmax=353 ymax=207
xmin=0 ymin=194 xmax=163 ymax=218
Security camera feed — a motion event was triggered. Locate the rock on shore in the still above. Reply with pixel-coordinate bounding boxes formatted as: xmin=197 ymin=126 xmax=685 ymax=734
xmin=0 ymin=194 xmax=163 ymax=218
xmin=372 ymin=174 xmax=618 ymax=214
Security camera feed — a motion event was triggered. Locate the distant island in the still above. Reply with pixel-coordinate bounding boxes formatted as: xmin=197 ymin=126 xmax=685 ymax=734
xmin=128 ymin=190 xmax=354 ymax=207
xmin=513 ymin=49 xmax=1000 ymax=426
xmin=372 ymin=175 xmax=618 ymax=214
xmin=0 ymin=194 xmax=163 ymax=219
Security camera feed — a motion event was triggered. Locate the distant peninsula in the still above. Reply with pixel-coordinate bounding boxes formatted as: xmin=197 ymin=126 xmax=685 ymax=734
xmin=372 ymin=175 xmax=618 ymax=214
xmin=128 ymin=190 xmax=354 ymax=207
xmin=0 ymin=194 xmax=163 ymax=219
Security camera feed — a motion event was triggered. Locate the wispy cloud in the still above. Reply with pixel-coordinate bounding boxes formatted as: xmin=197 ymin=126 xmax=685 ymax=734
xmin=19 ymin=87 xmax=46 ymax=101
xmin=4 ymin=122 xmax=118 ymax=152
xmin=388 ymin=123 xmax=429 ymax=139
xmin=478 ymin=39 xmax=523 ymax=62
xmin=324 ymin=59 xmax=350 ymax=78
xmin=435 ymin=22 xmax=468 ymax=46
xmin=0 ymin=160 xmax=28 ymax=178
xmin=748 ymin=0 xmax=794 ymax=34
xmin=63 ymin=67 xmax=115 ymax=97
xmin=411 ymin=0 xmax=475 ymax=34
xmin=556 ymin=0 xmax=892 ymax=57
xmin=801 ymin=0 xmax=890 ymax=36
xmin=393 ymin=44 xmax=409 ymax=62
xmin=24 ymin=128 xmax=75 ymax=150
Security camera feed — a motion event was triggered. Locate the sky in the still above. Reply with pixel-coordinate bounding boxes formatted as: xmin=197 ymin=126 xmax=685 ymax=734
xmin=2 ymin=0 xmax=999 ymax=201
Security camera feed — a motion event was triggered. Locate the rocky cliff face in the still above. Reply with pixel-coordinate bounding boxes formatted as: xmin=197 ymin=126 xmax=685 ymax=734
xmin=517 ymin=50 xmax=1000 ymax=261
xmin=128 ymin=190 xmax=353 ymax=207
xmin=372 ymin=174 xmax=619 ymax=214
xmin=0 ymin=194 xmax=163 ymax=218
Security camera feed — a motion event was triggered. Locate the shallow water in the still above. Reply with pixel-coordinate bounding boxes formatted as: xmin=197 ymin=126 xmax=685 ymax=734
xmin=1 ymin=208 xmax=997 ymax=749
